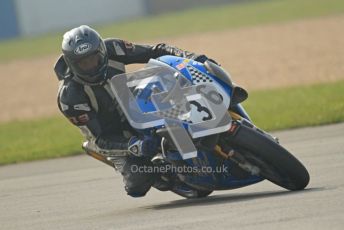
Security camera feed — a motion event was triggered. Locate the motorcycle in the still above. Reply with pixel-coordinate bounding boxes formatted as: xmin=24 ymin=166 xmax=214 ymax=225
xmin=83 ymin=55 xmax=310 ymax=198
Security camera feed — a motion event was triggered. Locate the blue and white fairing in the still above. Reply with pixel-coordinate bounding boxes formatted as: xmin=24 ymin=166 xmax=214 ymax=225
xmin=156 ymin=56 xmax=251 ymax=121
xmin=109 ymin=55 xmax=263 ymax=190
xmin=154 ymin=56 xmax=262 ymax=189
xmin=156 ymin=56 xmax=232 ymax=108
xmin=117 ymin=57 xmax=234 ymax=136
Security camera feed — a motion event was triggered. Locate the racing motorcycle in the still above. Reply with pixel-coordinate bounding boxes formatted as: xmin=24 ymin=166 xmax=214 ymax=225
xmin=83 ymin=55 xmax=310 ymax=198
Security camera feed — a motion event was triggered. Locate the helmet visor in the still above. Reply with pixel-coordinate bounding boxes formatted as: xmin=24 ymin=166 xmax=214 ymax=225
xmin=73 ymin=51 xmax=106 ymax=76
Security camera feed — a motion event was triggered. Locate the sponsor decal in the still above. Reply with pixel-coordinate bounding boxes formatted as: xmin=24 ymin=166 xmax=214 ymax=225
xmin=74 ymin=43 xmax=92 ymax=55
xmin=176 ymin=63 xmax=185 ymax=70
xmin=228 ymin=122 xmax=239 ymax=134
xmin=74 ymin=103 xmax=91 ymax=111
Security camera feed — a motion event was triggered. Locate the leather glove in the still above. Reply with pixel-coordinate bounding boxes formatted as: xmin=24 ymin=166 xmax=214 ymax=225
xmin=128 ymin=135 xmax=159 ymax=157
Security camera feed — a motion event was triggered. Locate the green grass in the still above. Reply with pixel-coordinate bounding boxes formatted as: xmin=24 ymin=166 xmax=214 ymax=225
xmin=1 ymin=0 xmax=344 ymax=62
xmin=1 ymin=80 xmax=344 ymax=165
xmin=0 ymin=117 xmax=82 ymax=165
xmin=243 ymin=81 xmax=344 ymax=130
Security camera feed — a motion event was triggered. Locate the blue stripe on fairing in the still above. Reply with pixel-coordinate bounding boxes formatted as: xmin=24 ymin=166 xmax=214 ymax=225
xmin=157 ymin=55 xmax=233 ymax=95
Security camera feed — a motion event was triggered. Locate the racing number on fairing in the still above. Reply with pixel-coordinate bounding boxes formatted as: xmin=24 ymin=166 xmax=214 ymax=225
xmin=196 ymin=85 xmax=223 ymax=105
xmin=190 ymin=84 xmax=225 ymax=121
xmin=188 ymin=101 xmax=212 ymax=121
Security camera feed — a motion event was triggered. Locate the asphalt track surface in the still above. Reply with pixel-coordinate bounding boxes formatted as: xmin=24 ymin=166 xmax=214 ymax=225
xmin=1 ymin=123 xmax=344 ymax=230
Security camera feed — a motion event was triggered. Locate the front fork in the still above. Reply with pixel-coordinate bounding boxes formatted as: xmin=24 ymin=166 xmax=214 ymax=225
xmin=213 ymin=110 xmax=277 ymax=176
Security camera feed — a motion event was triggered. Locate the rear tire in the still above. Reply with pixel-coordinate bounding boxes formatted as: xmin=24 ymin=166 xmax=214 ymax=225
xmin=221 ymin=123 xmax=310 ymax=191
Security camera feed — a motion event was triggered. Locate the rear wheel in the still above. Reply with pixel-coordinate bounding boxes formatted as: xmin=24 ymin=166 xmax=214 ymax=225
xmin=220 ymin=122 xmax=310 ymax=191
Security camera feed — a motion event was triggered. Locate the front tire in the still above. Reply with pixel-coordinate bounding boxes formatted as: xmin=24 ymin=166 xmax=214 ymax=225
xmin=220 ymin=122 xmax=310 ymax=191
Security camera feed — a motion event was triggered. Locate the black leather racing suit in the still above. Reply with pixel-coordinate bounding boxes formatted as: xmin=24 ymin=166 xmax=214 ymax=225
xmin=54 ymin=38 xmax=207 ymax=197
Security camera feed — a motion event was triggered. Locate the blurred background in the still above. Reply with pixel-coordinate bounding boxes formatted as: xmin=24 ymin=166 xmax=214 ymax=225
xmin=0 ymin=0 xmax=343 ymax=164
xmin=0 ymin=0 xmax=247 ymax=39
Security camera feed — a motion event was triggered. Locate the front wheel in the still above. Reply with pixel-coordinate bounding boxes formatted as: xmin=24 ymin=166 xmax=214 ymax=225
xmin=220 ymin=122 xmax=310 ymax=191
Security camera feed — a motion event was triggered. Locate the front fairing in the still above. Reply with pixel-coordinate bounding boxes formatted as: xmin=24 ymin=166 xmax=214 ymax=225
xmin=109 ymin=61 xmax=232 ymax=160
xmin=109 ymin=57 xmax=262 ymax=190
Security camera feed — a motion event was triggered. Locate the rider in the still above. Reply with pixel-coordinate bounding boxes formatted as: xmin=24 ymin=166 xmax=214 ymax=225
xmin=54 ymin=25 xmax=213 ymax=197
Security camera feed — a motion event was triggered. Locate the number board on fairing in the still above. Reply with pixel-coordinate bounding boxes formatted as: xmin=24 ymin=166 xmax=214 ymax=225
xmin=110 ymin=66 xmax=232 ymax=159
